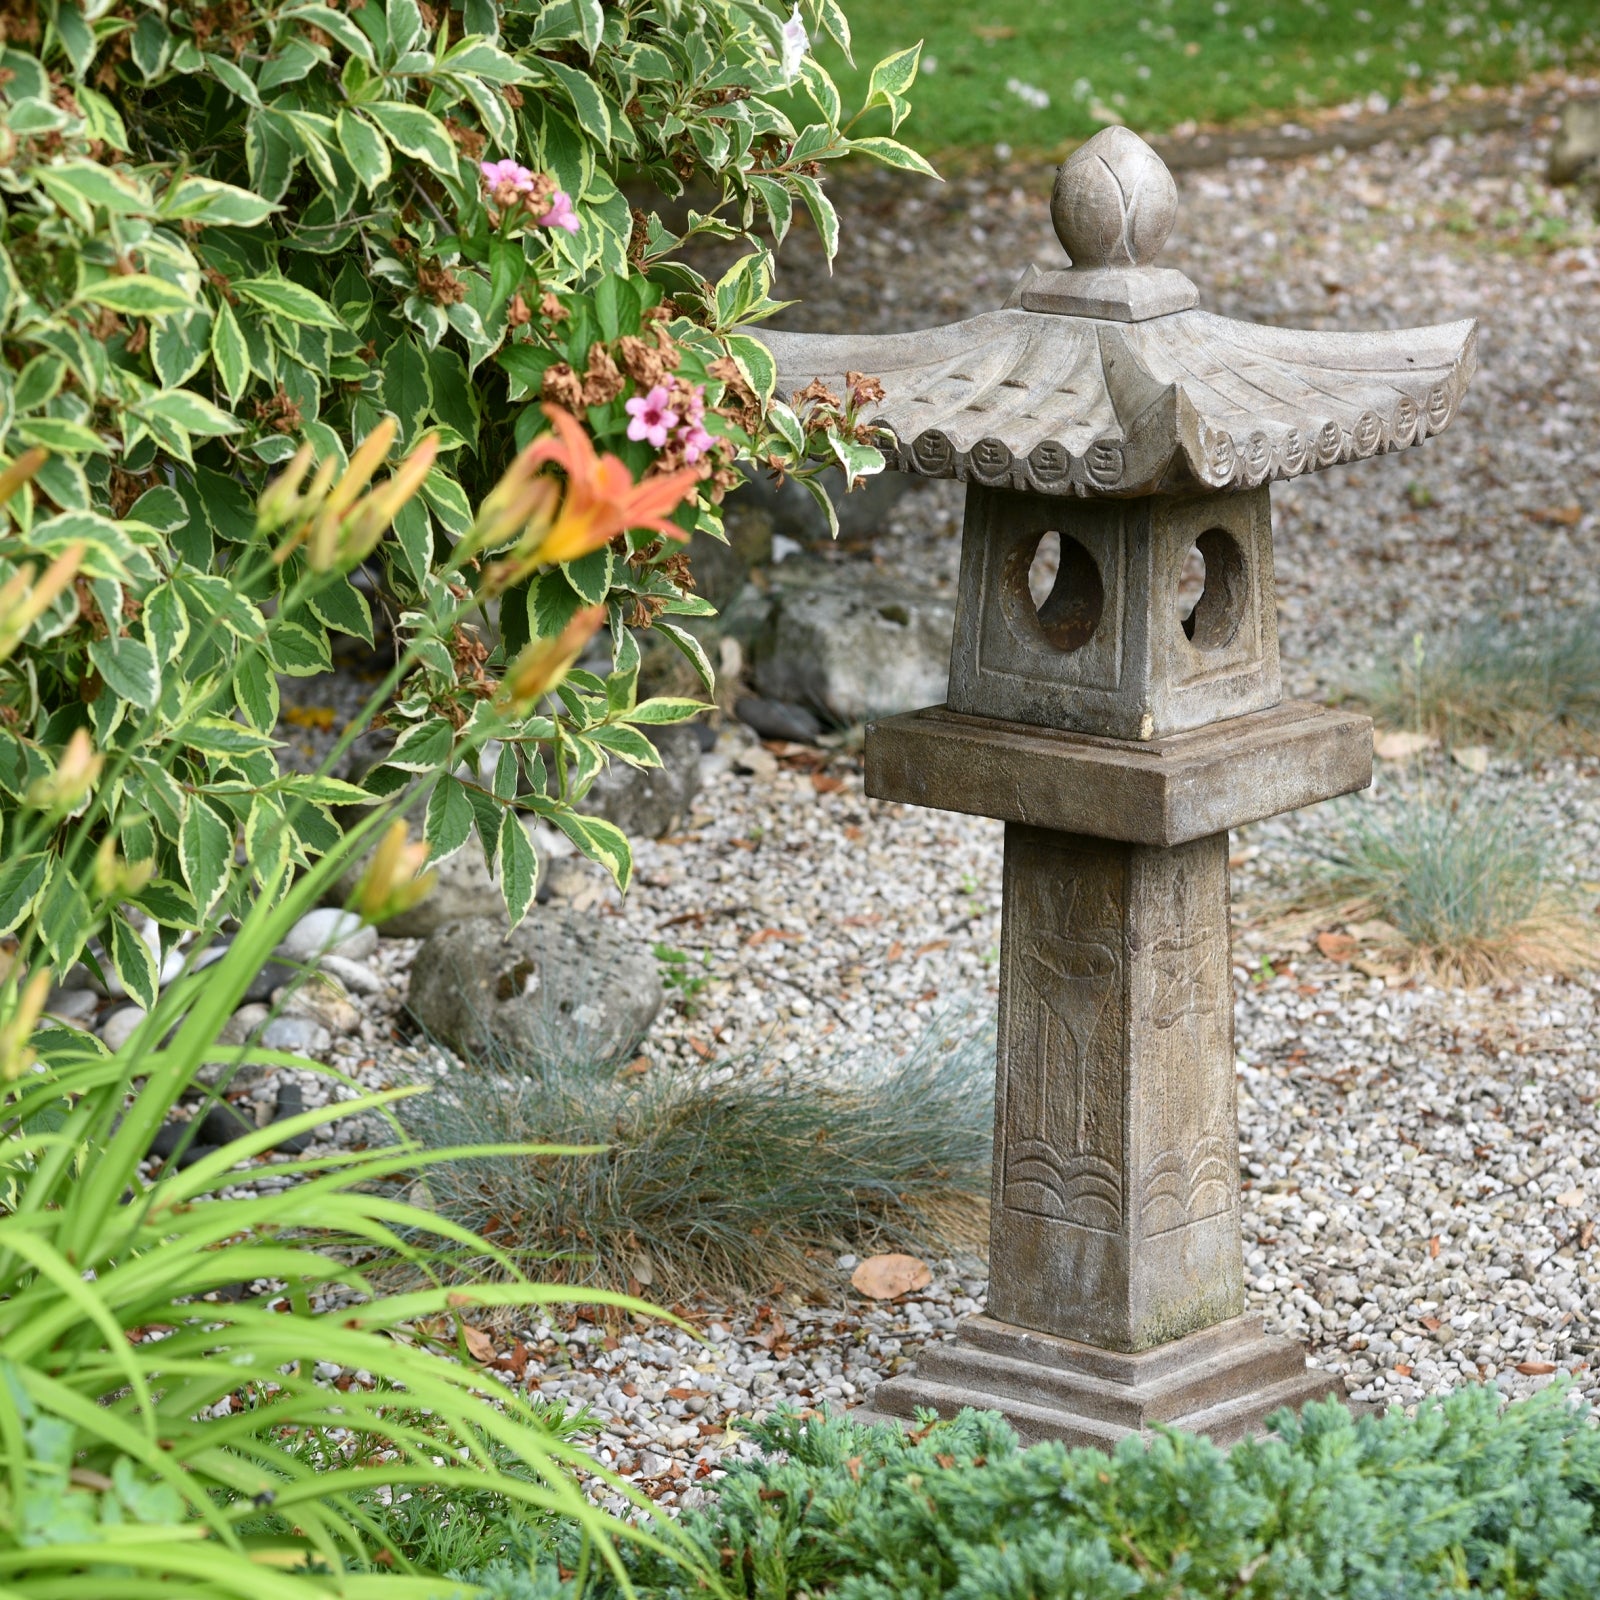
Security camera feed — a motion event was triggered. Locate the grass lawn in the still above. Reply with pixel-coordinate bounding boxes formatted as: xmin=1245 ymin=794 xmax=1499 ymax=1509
xmin=817 ymin=0 xmax=1600 ymax=156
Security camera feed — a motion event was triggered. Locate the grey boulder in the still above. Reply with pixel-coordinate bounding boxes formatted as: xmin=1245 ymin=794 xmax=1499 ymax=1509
xmin=407 ymin=912 xmax=663 ymax=1068
xmin=751 ymin=565 xmax=954 ymax=726
xmin=1550 ymin=99 xmax=1600 ymax=186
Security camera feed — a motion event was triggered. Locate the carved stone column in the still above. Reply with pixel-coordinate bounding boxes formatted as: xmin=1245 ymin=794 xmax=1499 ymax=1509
xmin=989 ymin=826 xmax=1242 ymax=1352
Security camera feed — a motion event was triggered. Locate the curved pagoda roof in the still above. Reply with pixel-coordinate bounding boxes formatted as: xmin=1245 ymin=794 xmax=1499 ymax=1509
xmin=757 ymin=127 xmax=1477 ymax=499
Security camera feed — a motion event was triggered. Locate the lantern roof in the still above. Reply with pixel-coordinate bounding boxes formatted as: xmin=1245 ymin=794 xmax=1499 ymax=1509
xmin=757 ymin=126 xmax=1477 ymax=499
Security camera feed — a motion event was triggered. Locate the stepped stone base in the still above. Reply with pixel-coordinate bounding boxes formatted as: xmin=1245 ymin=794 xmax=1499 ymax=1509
xmin=864 ymin=1315 xmax=1345 ymax=1450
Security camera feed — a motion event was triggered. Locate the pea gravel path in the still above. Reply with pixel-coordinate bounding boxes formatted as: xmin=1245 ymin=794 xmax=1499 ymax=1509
xmin=262 ymin=93 xmax=1600 ymax=1505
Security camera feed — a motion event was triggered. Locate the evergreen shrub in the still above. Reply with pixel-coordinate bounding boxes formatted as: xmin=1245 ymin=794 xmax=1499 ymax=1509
xmin=473 ymin=1390 xmax=1600 ymax=1599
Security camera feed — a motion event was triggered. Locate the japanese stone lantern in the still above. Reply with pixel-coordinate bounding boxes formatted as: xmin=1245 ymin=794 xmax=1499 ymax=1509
xmin=758 ymin=125 xmax=1477 ymax=1449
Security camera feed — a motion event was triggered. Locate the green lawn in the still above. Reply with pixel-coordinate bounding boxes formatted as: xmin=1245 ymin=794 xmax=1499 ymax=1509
xmin=817 ymin=0 xmax=1599 ymax=156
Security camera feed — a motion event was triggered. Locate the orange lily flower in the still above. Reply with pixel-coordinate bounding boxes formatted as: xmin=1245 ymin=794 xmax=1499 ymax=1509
xmin=475 ymin=406 xmax=700 ymax=594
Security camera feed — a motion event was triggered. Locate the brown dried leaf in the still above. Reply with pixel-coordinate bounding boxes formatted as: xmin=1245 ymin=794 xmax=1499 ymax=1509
xmin=1315 ymin=931 xmax=1358 ymax=962
xmin=461 ymin=1323 xmax=495 ymax=1363
xmin=1516 ymin=1360 xmax=1557 ymax=1375
xmin=1525 ymin=505 xmax=1582 ymax=526
xmin=851 ymin=1253 xmax=932 ymax=1300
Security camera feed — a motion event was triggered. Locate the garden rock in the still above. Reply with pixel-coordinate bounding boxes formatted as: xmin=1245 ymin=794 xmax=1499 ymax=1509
xmin=688 ymin=501 xmax=775 ymax=612
xmin=737 ymin=463 xmax=910 ymax=548
xmin=275 ymin=978 xmax=361 ymax=1037
xmin=99 ymin=1005 xmax=146 ymax=1052
xmin=260 ymin=1015 xmax=332 ymax=1057
xmin=277 ymin=908 xmax=377 ymax=964
xmin=45 ymin=987 xmax=98 ymax=1025
xmin=734 ymin=695 xmax=824 ymax=744
xmin=1548 ymin=99 xmax=1600 ymax=186
xmin=319 ymin=953 xmax=384 ymax=996
xmin=243 ymin=958 xmax=297 ymax=1005
xmin=750 ymin=566 xmax=954 ymax=726
xmin=407 ymin=912 xmax=663 ymax=1067
xmin=580 ymin=724 xmax=703 ymax=840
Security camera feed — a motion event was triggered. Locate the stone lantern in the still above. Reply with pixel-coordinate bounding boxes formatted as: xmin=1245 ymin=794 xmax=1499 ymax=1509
xmin=758 ymin=126 xmax=1477 ymax=1448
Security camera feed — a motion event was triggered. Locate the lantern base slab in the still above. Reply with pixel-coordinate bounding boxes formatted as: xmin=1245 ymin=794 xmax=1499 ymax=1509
xmin=863 ymin=1314 xmax=1345 ymax=1450
xmin=865 ymin=700 xmax=1371 ymax=848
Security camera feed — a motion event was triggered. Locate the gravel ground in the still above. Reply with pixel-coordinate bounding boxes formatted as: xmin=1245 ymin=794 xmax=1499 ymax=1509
xmin=149 ymin=93 xmax=1600 ymax=1502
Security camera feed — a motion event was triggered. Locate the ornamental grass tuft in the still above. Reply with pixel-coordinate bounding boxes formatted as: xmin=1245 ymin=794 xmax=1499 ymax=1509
xmin=397 ymin=1013 xmax=995 ymax=1302
xmin=1305 ymin=784 xmax=1599 ymax=985
xmin=1356 ymin=613 xmax=1600 ymax=759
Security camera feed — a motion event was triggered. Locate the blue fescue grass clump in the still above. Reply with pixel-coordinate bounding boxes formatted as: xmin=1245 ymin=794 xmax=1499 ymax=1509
xmin=466 ymin=1385 xmax=1600 ymax=1598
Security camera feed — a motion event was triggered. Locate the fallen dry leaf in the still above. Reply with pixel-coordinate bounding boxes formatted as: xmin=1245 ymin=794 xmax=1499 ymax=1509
xmin=461 ymin=1324 xmax=495 ymax=1363
xmin=1393 ymin=1364 xmax=1413 ymax=1378
xmin=1345 ymin=918 xmax=1402 ymax=945
xmin=1581 ymin=1221 xmax=1596 ymax=1250
xmin=811 ymin=772 xmax=845 ymax=794
xmin=851 ymin=1253 xmax=932 ymax=1301
xmin=1429 ymin=1234 xmax=1441 ymax=1259
xmin=1421 ymin=1316 xmax=1442 ymax=1331
xmin=1525 ymin=505 xmax=1583 ymax=526
xmin=1557 ymin=1188 xmax=1587 ymax=1208
xmin=1315 ymin=931 xmax=1358 ymax=962
xmin=1516 ymin=1360 xmax=1558 ymax=1375
xmin=1373 ymin=729 xmax=1437 ymax=760
xmin=1450 ymin=744 xmax=1490 ymax=775
xmin=745 ymin=928 xmax=801 ymax=947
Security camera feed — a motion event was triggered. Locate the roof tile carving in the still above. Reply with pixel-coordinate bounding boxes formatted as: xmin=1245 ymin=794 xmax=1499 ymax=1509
xmin=757 ymin=127 xmax=1477 ymax=499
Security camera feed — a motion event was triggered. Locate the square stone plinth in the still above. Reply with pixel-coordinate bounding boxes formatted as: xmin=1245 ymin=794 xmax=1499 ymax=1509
xmin=866 ymin=1315 xmax=1345 ymax=1450
xmin=865 ymin=700 xmax=1371 ymax=847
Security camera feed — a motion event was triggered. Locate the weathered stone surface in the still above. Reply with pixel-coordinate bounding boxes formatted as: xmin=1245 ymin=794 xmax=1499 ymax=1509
xmin=99 ymin=1004 xmax=146 ymax=1052
xmin=1549 ymin=99 xmax=1600 ymax=186
xmin=260 ymin=1015 xmax=332 ymax=1057
xmin=948 ymin=484 xmax=1281 ymax=739
xmin=735 ymin=462 xmax=910 ymax=547
xmin=277 ymin=909 xmax=376 ymax=965
xmin=581 ymin=724 xmax=702 ymax=840
xmin=688 ymin=501 xmax=774 ymax=610
xmin=407 ymin=912 xmax=663 ymax=1067
xmin=865 ymin=701 xmax=1373 ymax=847
xmin=869 ymin=1314 xmax=1344 ymax=1448
xmin=757 ymin=128 xmax=1476 ymax=501
xmin=989 ymin=827 xmax=1243 ymax=1350
xmin=734 ymin=695 xmax=824 ymax=744
xmin=751 ymin=567 xmax=954 ymax=726
xmin=45 ymin=987 xmax=97 ymax=1025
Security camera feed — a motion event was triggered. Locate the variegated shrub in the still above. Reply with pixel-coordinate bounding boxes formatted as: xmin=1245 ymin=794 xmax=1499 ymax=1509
xmin=0 ymin=0 xmax=929 ymax=979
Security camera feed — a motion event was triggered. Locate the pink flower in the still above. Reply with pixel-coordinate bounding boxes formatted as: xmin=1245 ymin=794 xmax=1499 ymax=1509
xmin=480 ymin=158 xmax=535 ymax=194
xmin=626 ymin=385 xmax=679 ymax=449
xmin=681 ymin=423 xmax=717 ymax=464
xmin=538 ymin=190 xmax=580 ymax=234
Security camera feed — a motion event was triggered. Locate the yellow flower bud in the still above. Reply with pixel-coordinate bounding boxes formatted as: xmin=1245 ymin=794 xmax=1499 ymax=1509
xmin=25 ymin=728 xmax=103 ymax=814
xmin=0 ymin=968 xmax=52 ymax=1080
xmin=353 ymin=820 xmax=437 ymax=925
xmin=496 ymin=605 xmax=607 ymax=713
xmin=93 ymin=835 xmax=156 ymax=900
xmin=0 ymin=542 xmax=85 ymax=666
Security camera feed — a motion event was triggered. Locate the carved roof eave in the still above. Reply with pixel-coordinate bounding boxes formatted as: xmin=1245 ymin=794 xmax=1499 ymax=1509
xmin=756 ymin=307 xmax=1479 ymax=498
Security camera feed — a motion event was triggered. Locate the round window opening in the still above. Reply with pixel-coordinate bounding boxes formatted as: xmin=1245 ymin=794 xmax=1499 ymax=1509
xmin=1006 ymin=529 xmax=1103 ymax=653
xmin=1178 ymin=527 xmax=1247 ymax=651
